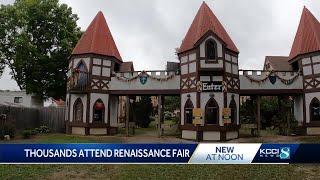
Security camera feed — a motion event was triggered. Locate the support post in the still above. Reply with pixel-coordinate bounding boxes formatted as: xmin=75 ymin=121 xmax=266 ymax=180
xmin=125 ymin=95 xmax=130 ymax=137
xmin=256 ymin=95 xmax=261 ymax=137
xmin=158 ymin=95 xmax=162 ymax=138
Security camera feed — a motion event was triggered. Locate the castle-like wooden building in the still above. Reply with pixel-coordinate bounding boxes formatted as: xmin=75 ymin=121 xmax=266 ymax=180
xmin=66 ymin=2 xmax=320 ymax=141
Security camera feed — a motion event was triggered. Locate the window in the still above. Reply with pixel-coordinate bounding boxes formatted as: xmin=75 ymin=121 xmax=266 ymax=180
xmin=14 ymin=97 xmax=23 ymax=103
xmin=229 ymin=97 xmax=237 ymax=124
xmin=184 ymin=99 xmax=194 ymax=124
xmin=73 ymin=98 xmax=83 ymax=122
xmin=93 ymin=99 xmax=105 ymax=122
xmin=205 ymin=97 xmax=219 ymax=124
xmin=205 ymin=40 xmax=217 ymax=59
xmin=310 ymin=98 xmax=320 ymax=122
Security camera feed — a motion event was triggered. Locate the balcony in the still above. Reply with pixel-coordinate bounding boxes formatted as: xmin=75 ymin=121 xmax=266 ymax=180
xmin=239 ymin=70 xmax=303 ymax=95
xmin=67 ymin=69 xmax=90 ymax=93
xmin=109 ymin=70 xmax=180 ymax=95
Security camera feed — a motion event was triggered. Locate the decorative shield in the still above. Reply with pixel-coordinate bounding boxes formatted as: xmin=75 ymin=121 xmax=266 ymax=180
xmin=269 ymin=75 xmax=277 ymax=84
xmin=139 ymin=74 xmax=148 ymax=85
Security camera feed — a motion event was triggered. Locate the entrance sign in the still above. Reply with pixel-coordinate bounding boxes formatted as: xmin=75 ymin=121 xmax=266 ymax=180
xmin=222 ymin=108 xmax=231 ymax=124
xmin=192 ymin=108 xmax=203 ymax=125
xmin=201 ymin=81 xmax=223 ymax=92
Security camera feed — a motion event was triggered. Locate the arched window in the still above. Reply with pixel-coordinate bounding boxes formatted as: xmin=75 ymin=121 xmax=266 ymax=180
xmin=73 ymin=98 xmax=83 ymax=122
xmin=184 ymin=99 xmax=194 ymax=124
xmin=75 ymin=61 xmax=88 ymax=87
xmin=93 ymin=99 xmax=105 ymax=122
xmin=229 ymin=96 xmax=237 ymax=124
xmin=205 ymin=40 xmax=217 ymax=59
xmin=205 ymin=97 xmax=219 ymax=124
xmin=310 ymin=98 xmax=320 ymax=122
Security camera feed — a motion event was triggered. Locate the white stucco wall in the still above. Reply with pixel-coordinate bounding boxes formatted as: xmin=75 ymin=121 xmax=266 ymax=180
xmin=240 ymin=71 xmax=303 ymax=90
xmin=294 ymin=95 xmax=304 ymax=124
xmin=182 ymin=130 xmax=197 ymax=140
xmin=110 ymin=73 xmax=180 ymax=91
xmin=0 ymin=91 xmax=43 ymax=108
xmin=109 ymin=95 xmax=119 ymax=127
xmin=203 ymin=131 xmax=220 ymax=141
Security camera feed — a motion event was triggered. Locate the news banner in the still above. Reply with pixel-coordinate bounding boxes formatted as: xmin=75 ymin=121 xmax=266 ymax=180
xmin=1 ymin=144 xmax=320 ymax=164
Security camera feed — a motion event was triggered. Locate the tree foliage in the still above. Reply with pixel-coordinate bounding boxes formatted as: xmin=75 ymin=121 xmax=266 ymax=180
xmin=134 ymin=96 xmax=153 ymax=128
xmin=164 ymin=96 xmax=180 ymax=112
xmin=0 ymin=0 xmax=81 ymax=99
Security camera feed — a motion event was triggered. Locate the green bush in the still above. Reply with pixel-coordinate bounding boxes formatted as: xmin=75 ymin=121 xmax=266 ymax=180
xmin=22 ymin=130 xmax=32 ymax=139
xmin=0 ymin=120 xmax=16 ymax=139
xmin=30 ymin=129 xmax=38 ymax=135
xmin=37 ymin=126 xmax=50 ymax=134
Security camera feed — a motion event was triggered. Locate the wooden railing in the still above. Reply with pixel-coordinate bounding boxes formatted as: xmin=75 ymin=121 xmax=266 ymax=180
xmin=68 ymin=69 xmax=89 ymax=92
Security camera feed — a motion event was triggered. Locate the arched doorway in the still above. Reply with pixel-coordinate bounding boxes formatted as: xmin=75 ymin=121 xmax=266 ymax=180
xmin=93 ymin=99 xmax=105 ymax=123
xmin=229 ymin=96 xmax=237 ymax=124
xmin=205 ymin=97 xmax=219 ymax=125
xmin=310 ymin=98 xmax=320 ymax=122
xmin=184 ymin=99 xmax=194 ymax=124
xmin=73 ymin=98 xmax=83 ymax=122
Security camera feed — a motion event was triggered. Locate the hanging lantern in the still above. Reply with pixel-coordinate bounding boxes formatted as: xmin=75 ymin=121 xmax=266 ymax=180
xmin=95 ymin=102 xmax=105 ymax=110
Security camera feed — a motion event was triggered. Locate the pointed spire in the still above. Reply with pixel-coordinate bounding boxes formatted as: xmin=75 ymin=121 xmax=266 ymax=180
xmin=289 ymin=7 xmax=320 ymax=61
xmin=179 ymin=2 xmax=238 ymax=53
xmin=72 ymin=11 xmax=122 ymax=61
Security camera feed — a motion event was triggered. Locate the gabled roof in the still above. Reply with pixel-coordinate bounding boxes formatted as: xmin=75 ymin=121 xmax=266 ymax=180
xmin=289 ymin=7 xmax=320 ymax=61
xmin=119 ymin=62 xmax=134 ymax=72
xmin=264 ymin=56 xmax=292 ymax=71
xmin=179 ymin=2 xmax=238 ymax=54
xmin=72 ymin=11 xmax=122 ymax=61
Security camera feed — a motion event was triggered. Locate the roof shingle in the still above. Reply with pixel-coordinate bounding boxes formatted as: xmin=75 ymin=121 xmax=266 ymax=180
xmin=289 ymin=7 xmax=320 ymax=61
xmin=179 ymin=2 xmax=238 ymax=53
xmin=72 ymin=11 xmax=122 ymax=61
xmin=264 ymin=56 xmax=292 ymax=71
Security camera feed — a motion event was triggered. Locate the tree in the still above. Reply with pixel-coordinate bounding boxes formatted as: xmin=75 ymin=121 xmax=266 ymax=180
xmin=134 ymin=96 xmax=153 ymax=128
xmin=164 ymin=96 xmax=180 ymax=112
xmin=0 ymin=0 xmax=81 ymax=99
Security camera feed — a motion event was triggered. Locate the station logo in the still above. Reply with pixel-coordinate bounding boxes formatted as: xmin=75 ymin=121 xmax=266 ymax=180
xmin=259 ymin=147 xmax=290 ymax=160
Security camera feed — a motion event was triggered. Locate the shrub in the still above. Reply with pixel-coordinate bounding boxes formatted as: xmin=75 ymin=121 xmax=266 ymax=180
xmin=31 ymin=129 xmax=38 ymax=135
xmin=37 ymin=126 xmax=50 ymax=134
xmin=22 ymin=130 xmax=32 ymax=139
xmin=0 ymin=120 xmax=16 ymax=139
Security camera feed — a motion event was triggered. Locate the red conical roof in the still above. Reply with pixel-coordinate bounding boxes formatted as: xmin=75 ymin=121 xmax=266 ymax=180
xmin=179 ymin=2 xmax=239 ymax=53
xmin=289 ymin=7 xmax=320 ymax=61
xmin=72 ymin=11 xmax=122 ymax=61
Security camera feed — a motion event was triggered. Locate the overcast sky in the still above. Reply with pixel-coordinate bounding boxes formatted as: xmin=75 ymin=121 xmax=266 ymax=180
xmin=0 ymin=0 xmax=320 ymax=90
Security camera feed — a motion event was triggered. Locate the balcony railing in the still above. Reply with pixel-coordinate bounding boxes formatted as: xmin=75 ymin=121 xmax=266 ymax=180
xmin=68 ymin=69 xmax=89 ymax=92
xmin=114 ymin=70 xmax=179 ymax=79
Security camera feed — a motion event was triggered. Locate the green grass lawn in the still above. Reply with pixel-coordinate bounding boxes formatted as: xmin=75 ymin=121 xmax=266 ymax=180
xmin=4 ymin=133 xmax=124 ymax=144
xmin=1 ymin=129 xmax=320 ymax=179
xmin=1 ymin=164 xmax=320 ymax=179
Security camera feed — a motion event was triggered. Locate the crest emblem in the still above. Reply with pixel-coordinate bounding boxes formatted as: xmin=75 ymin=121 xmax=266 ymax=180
xmin=139 ymin=74 xmax=148 ymax=85
xmin=269 ymin=75 xmax=277 ymax=84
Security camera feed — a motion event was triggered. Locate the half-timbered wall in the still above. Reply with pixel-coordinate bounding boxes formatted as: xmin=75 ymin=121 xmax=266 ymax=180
xmin=302 ymin=55 xmax=320 ymax=91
